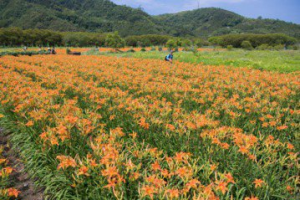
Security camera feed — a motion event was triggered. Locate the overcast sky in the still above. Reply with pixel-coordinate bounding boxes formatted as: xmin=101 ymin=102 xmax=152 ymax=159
xmin=111 ymin=0 xmax=300 ymax=24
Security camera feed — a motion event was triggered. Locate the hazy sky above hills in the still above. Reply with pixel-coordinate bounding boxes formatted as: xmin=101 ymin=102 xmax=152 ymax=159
xmin=111 ymin=0 xmax=300 ymax=24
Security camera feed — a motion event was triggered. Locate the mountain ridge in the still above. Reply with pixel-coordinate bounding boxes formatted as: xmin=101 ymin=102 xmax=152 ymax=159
xmin=154 ymin=7 xmax=300 ymax=38
xmin=0 ymin=0 xmax=299 ymax=38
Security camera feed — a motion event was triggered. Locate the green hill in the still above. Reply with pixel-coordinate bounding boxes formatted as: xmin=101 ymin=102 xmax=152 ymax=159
xmin=155 ymin=8 xmax=300 ymax=39
xmin=0 ymin=0 xmax=164 ymax=36
xmin=0 ymin=1 xmax=299 ymax=38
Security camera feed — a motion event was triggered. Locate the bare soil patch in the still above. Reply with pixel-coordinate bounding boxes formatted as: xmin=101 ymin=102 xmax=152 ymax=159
xmin=0 ymin=128 xmax=44 ymax=200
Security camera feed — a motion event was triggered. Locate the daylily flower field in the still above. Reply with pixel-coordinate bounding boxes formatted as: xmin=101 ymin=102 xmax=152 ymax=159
xmin=0 ymin=55 xmax=299 ymax=199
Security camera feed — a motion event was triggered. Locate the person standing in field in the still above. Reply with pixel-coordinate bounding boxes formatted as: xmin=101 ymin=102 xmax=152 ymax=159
xmin=165 ymin=50 xmax=174 ymax=64
xmin=51 ymin=46 xmax=56 ymax=54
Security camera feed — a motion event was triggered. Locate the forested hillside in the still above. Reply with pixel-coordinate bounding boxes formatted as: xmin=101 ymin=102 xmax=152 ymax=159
xmin=0 ymin=0 xmax=164 ymax=36
xmin=0 ymin=0 xmax=299 ymax=38
xmin=156 ymin=8 xmax=300 ymax=39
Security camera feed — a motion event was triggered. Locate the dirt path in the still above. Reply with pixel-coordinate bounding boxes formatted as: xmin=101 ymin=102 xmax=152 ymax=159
xmin=0 ymin=127 xmax=44 ymax=200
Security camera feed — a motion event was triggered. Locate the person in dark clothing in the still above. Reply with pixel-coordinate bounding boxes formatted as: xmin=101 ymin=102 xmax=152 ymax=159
xmin=51 ymin=47 xmax=56 ymax=55
xmin=165 ymin=50 xmax=174 ymax=64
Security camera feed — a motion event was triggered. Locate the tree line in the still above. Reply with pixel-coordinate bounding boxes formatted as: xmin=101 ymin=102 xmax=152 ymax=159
xmin=209 ymin=33 xmax=297 ymax=48
xmin=0 ymin=28 xmax=171 ymax=47
xmin=0 ymin=28 xmax=298 ymax=49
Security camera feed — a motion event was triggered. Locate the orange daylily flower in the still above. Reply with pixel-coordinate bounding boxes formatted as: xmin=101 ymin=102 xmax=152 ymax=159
xmin=25 ymin=120 xmax=34 ymax=127
xmin=245 ymin=196 xmax=259 ymax=200
xmin=57 ymin=155 xmax=77 ymax=170
xmin=0 ymin=158 xmax=7 ymax=164
xmin=164 ymin=189 xmax=180 ymax=199
xmin=78 ymin=165 xmax=90 ymax=176
xmin=101 ymin=166 xmax=119 ymax=178
xmin=253 ymin=179 xmax=265 ymax=188
xmin=151 ymin=161 xmax=161 ymax=171
xmin=225 ymin=173 xmax=235 ymax=184
xmin=141 ymin=185 xmax=157 ymax=199
xmin=216 ymin=181 xmax=228 ymax=194
xmin=7 ymin=188 xmax=20 ymax=198
xmin=186 ymin=179 xmax=200 ymax=189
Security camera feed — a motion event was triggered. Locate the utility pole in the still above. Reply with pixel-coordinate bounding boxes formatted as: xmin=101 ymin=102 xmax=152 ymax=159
xmin=198 ymin=1 xmax=200 ymax=9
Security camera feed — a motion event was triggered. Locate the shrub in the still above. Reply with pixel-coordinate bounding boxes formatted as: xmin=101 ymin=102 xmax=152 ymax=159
xmin=62 ymin=32 xmax=106 ymax=47
xmin=125 ymin=35 xmax=171 ymax=47
xmin=202 ymin=41 xmax=210 ymax=46
xmin=0 ymin=28 xmax=63 ymax=47
xmin=166 ymin=39 xmax=177 ymax=49
xmin=182 ymin=39 xmax=192 ymax=47
xmin=256 ymin=44 xmax=269 ymax=50
xmin=194 ymin=39 xmax=203 ymax=47
xmin=209 ymin=33 xmax=297 ymax=48
xmin=105 ymin=31 xmax=125 ymax=49
xmin=191 ymin=46 xmax=198 ymax=54
xmin=0 ymin=50 xmax=50 ymax=57
xmin=195 ymin=39 xmax=210 ymax=47
xmin=292 ymin=45 xmax=299 ymax=50
xmin=151 ymin=46 xmax=156 ymax=51
xmin=267 ymin=46 xmax=274 ymax=50
xmin=158 ymin=46 xmax=163 ymax=51
xmin=127 ymin=47 xmax=135 ymax=52
xmin=227 ymin=45 xmax=233 ymax=51
xmin=141 ymin=47 xmax=146 ymax=52
xmin=183 ymin=47 xmax=190 ymax=51
xmin=209 ymin=37 xmax=221 ymax=46
xmin=241 ymin=41 xmax=253 ymax=50
xmin=274 ymin=44 xmax=285 ymax=51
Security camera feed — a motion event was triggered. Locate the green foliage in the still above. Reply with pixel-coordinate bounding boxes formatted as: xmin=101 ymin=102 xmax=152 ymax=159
xmin=227 ymin=45 xmax=233 ymax=51
xmin=0 ymin=27 xmax=62 ymax=46
xmin=209 ymin=33 xmax=297 ymax=48
xmin=105 ymin=32 xmax=125 ymax=49
xmin=274 ymin=44 xmax=285 ymax=50
xmin=292 ymin=45 xmax=299 ymax=50
xmin=66 ymin=48 xmax=71 ymax=54
xmin=1 ymin=2 xmax=300 ymax=38
xmin=125 ymin=35 xmax=171 ymax=47
xmin=104 ymin=50 xmax=300 ymax=73
xmin=155 ymin=8 xmax=300 ymax=39
xmin=209 ymin=37 xmax=223 ymax=46
xmin=194 ymin=39 xmax=202 ymax=47
xmin=62 ymin=32 xmax=106 ymax=47
xmin=0 ymin=50 xmax=50 ymax=57
xmin=0 ymin=0 xmax=163 ymax=36
xmin=256 ymin=44 xmax=270 ymax=50
xmin=241 ymin=41 xmax=253 ymax=50
xmin=192 ymin=47 xmax=198 ymax=55
xmin=193 ymin=39 xmax=210 ymax=47
xmin=0 ymin=28 xmax=109 ymax=47
xmin=127 ymin=47 xmax=135 ymax=52
xmin=181 ymin=39 xmax=192 ymax=47
xmin=187 ymin=46 xmax=198 ymax=54
xmin=166 ymin=38 xmax=186 ymax=49
xmin=166 ymin=39 xmax=177 ymax=49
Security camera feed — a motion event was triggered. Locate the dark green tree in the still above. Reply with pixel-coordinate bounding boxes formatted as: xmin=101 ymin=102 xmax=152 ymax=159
xmin=105 ymin=31 xmax=125 ymax=49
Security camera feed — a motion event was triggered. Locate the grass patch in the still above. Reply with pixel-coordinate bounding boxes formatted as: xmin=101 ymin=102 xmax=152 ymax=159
xmin=100 ymin=49 xmax=300 ymax=73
